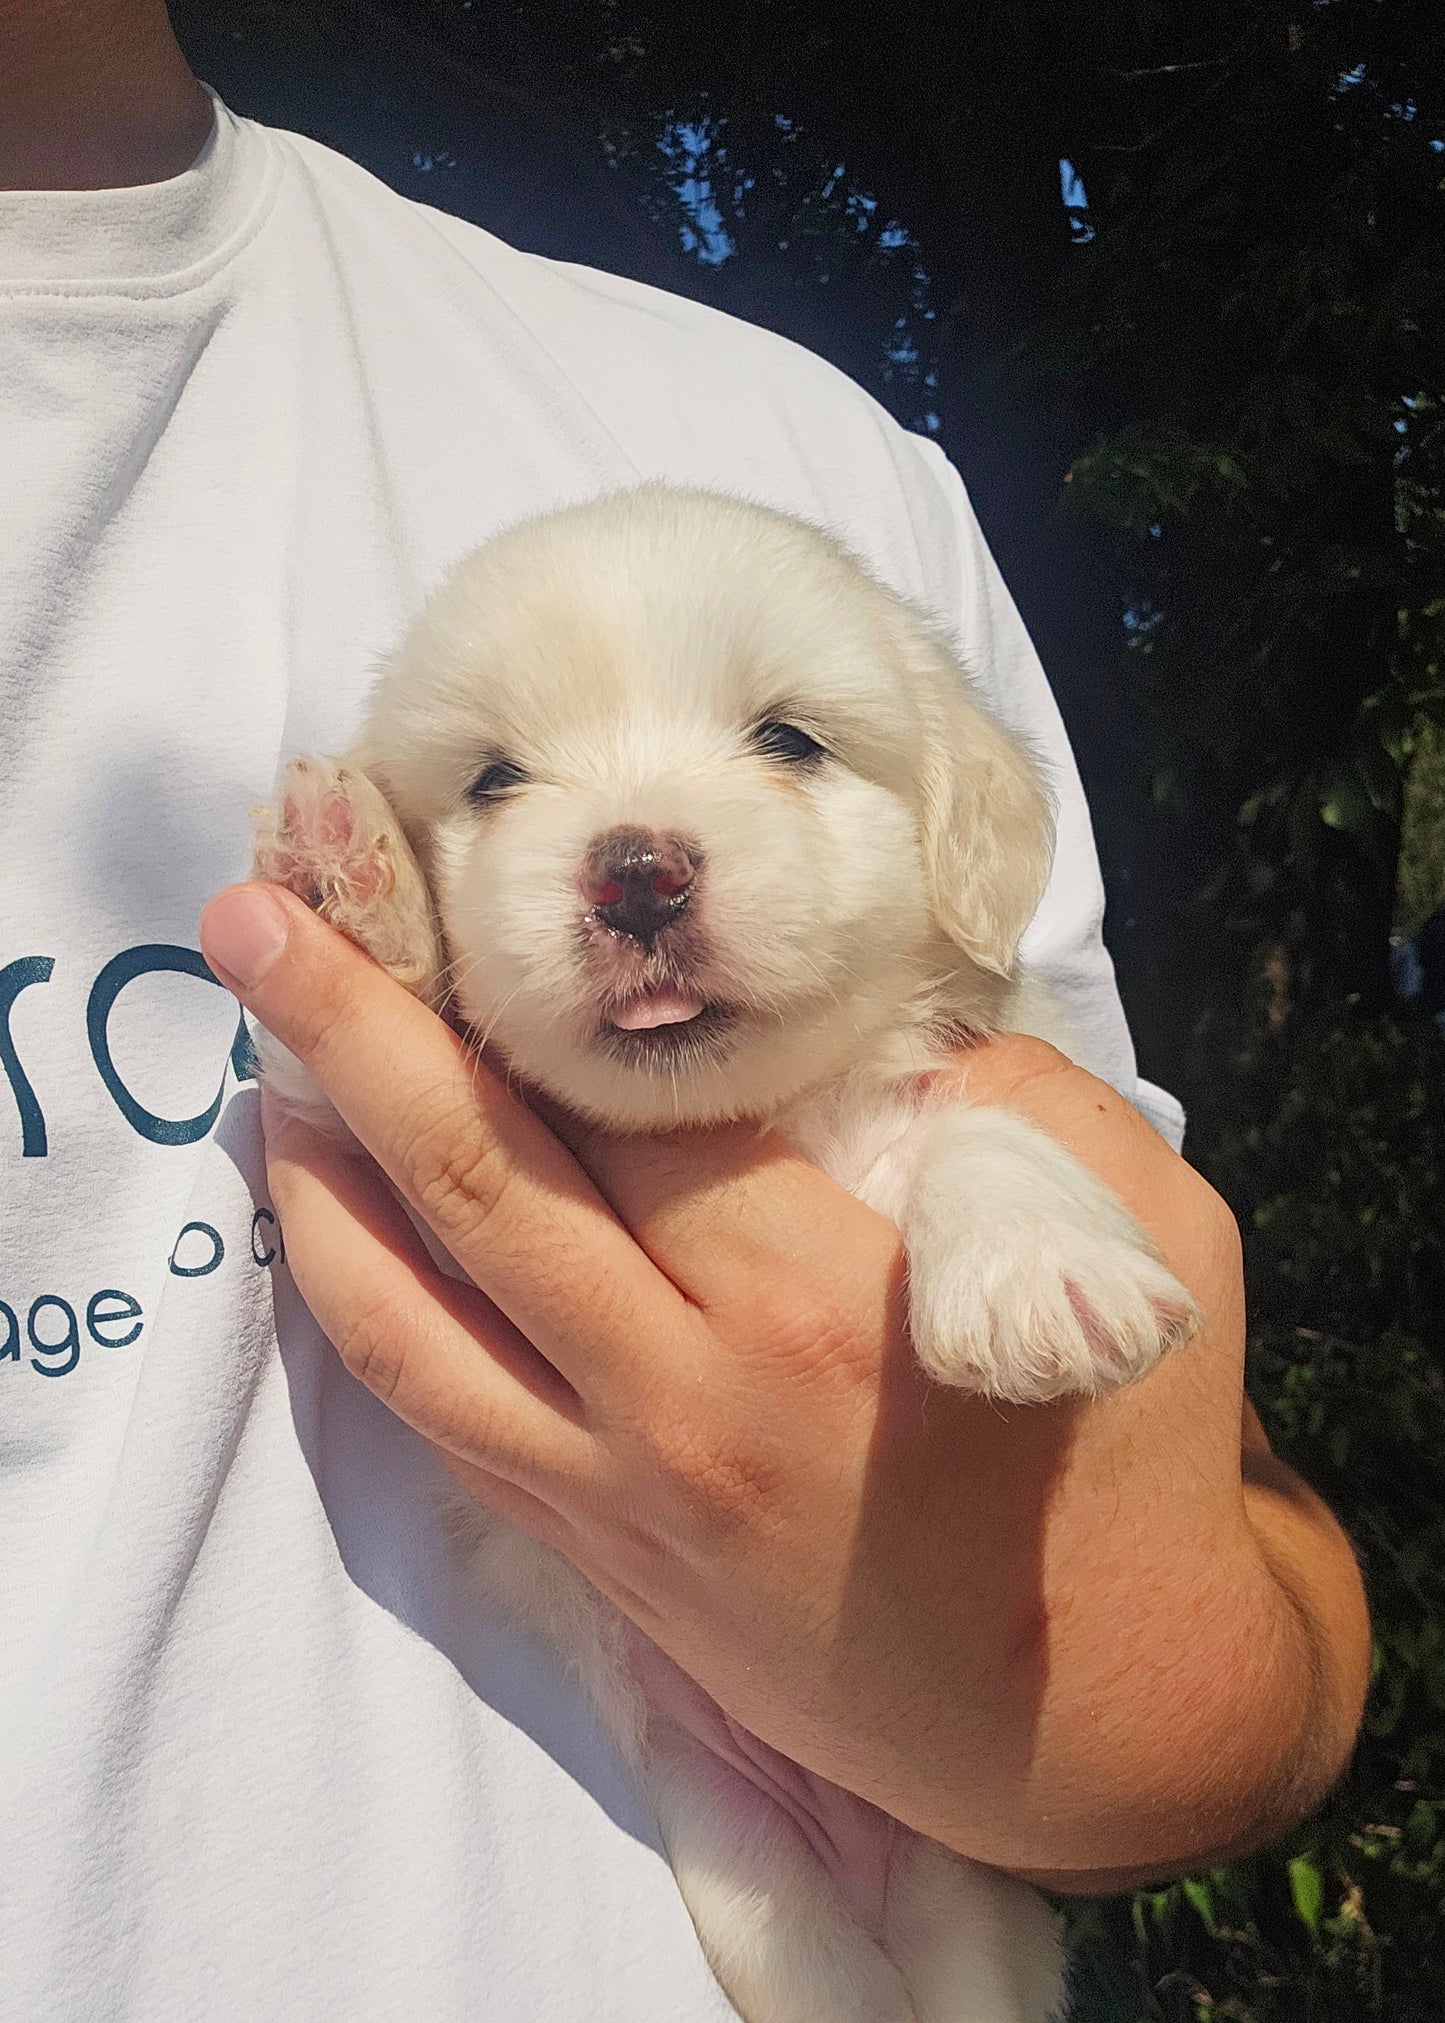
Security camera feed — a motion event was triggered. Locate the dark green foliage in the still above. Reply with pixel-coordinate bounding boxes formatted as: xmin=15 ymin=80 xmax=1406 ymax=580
xmin=1037 ymin=0 xmax=1445 ymax=1076
xmin=1399 ymin=722 xmax=1445 ymax=931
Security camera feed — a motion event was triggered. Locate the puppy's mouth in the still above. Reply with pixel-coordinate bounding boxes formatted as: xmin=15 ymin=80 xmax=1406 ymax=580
xmin=596 ymin=983 xmax=738 ymax=1066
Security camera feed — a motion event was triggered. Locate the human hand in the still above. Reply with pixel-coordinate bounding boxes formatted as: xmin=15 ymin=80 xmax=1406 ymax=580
xmin=199 ymin=881 xmax=1369 ymax=1881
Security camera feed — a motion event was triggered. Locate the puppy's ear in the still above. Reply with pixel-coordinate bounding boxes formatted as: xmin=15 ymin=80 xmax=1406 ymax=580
xmin=911 ymin=637 xmax=1054 ymax=977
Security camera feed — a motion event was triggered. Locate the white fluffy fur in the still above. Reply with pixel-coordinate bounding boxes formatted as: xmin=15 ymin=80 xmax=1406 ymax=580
xmin=253 ymin=487 xmax=1199 ymax=2022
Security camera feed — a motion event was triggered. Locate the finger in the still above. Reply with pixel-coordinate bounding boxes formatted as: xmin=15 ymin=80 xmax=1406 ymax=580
xmin=201 ymin=883 xmax=695 ymax=1400
xmin=426 ymin=1447 xmax=662 ymax=1634
xmin=264 ymin=1101 xmax=599 ymax=1488
xmin=429 ymin=1444 xmax=590 ymax=1562
xmin=542 ymin=1096 xmax=903 ymax=1317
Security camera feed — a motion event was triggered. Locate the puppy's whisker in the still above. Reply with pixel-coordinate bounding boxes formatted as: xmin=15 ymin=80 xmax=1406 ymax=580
xmin=434 ymin=953 xmax=481 ymax=1024
xmin=434 ymin=946 xmax=528 ymax=1059
xmin=432 ymin=943 xmax=483 ymax=999
xmin=473 ymin=978 xmax=530 ymax=1057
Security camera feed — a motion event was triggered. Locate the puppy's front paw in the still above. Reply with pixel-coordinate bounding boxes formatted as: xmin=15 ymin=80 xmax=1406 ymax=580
xmin=909 ymin=1217 xmax=1197 ymax=1404
xmin=902 ymin=1112 xmax=1199 ymax=1404
xmin=251 ymin=756 xmax=440 ymax=997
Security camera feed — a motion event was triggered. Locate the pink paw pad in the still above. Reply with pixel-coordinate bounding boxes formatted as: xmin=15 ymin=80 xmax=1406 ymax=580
xmin=254 ymin=767 xmax=390 ymax=915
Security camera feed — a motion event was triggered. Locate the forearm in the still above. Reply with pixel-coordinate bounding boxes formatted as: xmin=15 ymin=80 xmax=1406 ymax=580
xmin=1003 ymin=1505 xmax=1343 ymax=1889
xmin=867 ymin=1396 xmax=1368 ymax=1885
xmin=816 ymin=1059 xmax=1371 ymax=1881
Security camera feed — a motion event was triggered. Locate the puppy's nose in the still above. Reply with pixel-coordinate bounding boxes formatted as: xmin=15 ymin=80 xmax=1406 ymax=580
xmin=583 ymin=828 xmax=699 ymax=946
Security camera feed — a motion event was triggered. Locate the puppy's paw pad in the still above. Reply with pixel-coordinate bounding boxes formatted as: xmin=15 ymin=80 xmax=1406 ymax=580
xmin=252 ymin=759 xmax=442 ymax=997
xmin=251 ymin=757 xmax=393 ymax=917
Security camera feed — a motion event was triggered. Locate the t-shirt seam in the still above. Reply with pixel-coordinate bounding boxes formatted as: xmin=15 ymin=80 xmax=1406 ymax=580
xmin=397 ymin=198 xmax=650 ymax=482
xmin=409 ymin=190 xmax=941 ymax=514
xmin=904 ymin=433 xmax=981 ymax=652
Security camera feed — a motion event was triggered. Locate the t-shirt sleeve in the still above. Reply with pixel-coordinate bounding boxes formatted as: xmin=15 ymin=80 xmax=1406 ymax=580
xmin=899 ymin=433 xmax=1186 ymax=1149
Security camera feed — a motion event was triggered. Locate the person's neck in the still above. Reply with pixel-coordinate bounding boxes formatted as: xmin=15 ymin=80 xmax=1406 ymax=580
xmin=0 ymin=0 xmax=213 ymax=191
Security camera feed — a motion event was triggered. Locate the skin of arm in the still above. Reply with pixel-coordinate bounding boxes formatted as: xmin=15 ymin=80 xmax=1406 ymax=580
xmin=200 ymin=883 xmax=1372 ymax=1884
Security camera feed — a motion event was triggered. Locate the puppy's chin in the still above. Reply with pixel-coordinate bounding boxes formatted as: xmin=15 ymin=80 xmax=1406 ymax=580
xmin=476 ymin=994 xmax=874 ymax=1132
xmin=594 ymin=1000 xmax=742 ymax=1078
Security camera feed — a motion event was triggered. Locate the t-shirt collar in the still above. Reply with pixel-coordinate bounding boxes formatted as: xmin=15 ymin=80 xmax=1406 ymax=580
xmin=0 ymin=93 xmax=271 ymax=295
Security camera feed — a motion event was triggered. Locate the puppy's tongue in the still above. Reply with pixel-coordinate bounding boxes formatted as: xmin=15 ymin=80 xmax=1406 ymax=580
xmin=610 ymin=987 xmax=705 ymax=1031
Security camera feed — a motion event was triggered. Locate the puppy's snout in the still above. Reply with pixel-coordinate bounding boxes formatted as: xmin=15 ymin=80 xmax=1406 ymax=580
xmin=583 ymin=827 xmax=700 ymax=946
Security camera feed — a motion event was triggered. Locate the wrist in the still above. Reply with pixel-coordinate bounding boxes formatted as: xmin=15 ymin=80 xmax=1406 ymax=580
xmin=884 ymin=1502 xmax=1328 ymax=1878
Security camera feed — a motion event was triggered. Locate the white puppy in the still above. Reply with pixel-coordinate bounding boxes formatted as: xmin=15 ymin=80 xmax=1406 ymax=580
xmin=253 ymin=487 xmax=1197 ymax=2023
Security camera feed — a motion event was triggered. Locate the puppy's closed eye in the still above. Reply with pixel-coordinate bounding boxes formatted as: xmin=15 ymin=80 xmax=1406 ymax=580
xmin=749 ymin=719 xmax=826 ymax=766
xmin=465 ymin=757 xmax=529 ymax=806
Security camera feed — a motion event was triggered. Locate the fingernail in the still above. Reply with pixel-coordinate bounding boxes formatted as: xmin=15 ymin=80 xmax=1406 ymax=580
xmin=201 ymin=886 xmax=290 ymax=991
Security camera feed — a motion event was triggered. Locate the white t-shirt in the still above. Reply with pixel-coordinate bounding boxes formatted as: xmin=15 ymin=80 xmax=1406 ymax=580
xmin=0 ymin=98 xmax=1181 ymax=2021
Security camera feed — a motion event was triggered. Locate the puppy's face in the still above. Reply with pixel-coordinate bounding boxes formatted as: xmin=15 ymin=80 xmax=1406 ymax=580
xmin=358 ymin=492 xmax=1051 ymax=1129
